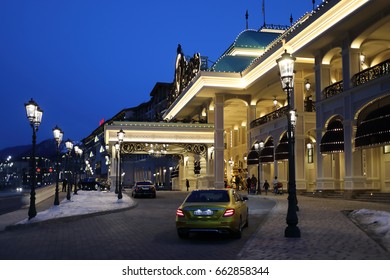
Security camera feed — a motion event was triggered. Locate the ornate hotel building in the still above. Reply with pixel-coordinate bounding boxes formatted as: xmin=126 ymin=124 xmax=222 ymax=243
xmin=88 ymin=0 xmax=390 ymax=194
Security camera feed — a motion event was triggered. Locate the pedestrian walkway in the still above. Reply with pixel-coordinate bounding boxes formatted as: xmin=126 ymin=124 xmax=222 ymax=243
xmin=238 ymin=193 xmax=390 ymax=259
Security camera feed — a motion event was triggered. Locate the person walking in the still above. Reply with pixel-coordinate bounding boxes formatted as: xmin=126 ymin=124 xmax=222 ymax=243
xmin=263 ymin=179 xmax=270 ymax=195
xmin=251 ymin=174 xmax=257 ymax=194
xmin=62 ymin=178 xmax=67 ymax=192
xmin=273 ymin=176 xmax=279 ymax=194
xmin=246 ymin=176 xmax=251 ymax=194
xmin=186 ymin=179 xmax=190 ymax=191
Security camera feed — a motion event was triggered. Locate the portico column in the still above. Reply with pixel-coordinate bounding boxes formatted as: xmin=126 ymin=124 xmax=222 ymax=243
xmin=315 ymin=54 xmax=328 ymax=190
xmin=214 ymin=94 xmax=225 ymax=188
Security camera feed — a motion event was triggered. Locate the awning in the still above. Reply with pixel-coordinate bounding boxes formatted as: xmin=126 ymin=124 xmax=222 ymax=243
xmin=275 ymin=132 xmax=289 ymax=161
xmin=320 ymin=118 xmax=344 ymax=154
xmin=355 ymin=104 xmax=390 ymax=148
xmin=259 ymin=138 xmax=274 ymax=163
xmin=247 ymin=148 xmax=259 ymax=165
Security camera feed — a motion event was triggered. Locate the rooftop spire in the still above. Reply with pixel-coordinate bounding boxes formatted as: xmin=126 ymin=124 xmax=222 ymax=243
xmin=262 ymin=0 xmax=266 ymax=27
xmin=245 ymin=10 xmax=249 ymax=29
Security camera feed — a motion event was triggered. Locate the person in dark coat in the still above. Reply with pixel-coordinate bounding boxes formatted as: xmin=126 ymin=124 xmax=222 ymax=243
xmin=263 ymin=180 xmax=270 ymax=195
xmin=186 ymin=179 xmax=190 ymax=191
xmin=62 ymin=178 xmax=67 ymax=192
xmin=246 ymin=177 xmax=251 ymax=194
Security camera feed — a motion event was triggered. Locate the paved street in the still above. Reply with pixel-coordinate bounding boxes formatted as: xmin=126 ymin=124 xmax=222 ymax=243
xmin=0 ymin=191 xmax=273 ymax=260
xmin=1 ymin=190 xmax=390 ymax=260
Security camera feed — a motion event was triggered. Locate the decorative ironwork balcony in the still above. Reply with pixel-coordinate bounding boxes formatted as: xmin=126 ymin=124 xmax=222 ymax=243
xmin=250 ymin=106 xmax=288 ymax=129
xmin=321 ymin=80 xmax=343 ymax=99
xmin=304 ymin=100 xmax=316 ymax=112
xmin=352 ymin=58 xmax=390 ymax=86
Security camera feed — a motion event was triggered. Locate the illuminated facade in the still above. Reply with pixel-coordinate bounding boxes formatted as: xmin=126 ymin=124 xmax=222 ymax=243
xmin=162 ymin=0 xmax=390 ymax=194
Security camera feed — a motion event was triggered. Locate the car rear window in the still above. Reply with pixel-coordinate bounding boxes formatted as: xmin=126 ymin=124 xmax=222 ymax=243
xmin=136 ymin=181 xmax=153 ymax=186
xmin=185 ymin=190 xmax=230 ymax=203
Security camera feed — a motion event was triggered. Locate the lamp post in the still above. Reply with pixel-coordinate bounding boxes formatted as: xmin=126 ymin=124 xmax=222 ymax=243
xmin=73 ymin=145 xmax=83 ymax=194
xmin=117 ymin=129 xmax=125 ymax=199
xmin=276 ymin=50 xmax=301 ymax=238
xmin=65 ymin=139 xmax=74 ymax=200
xmin=254 ymin=140 xmax=264 ymax=194
xmin=52 ymin=125 xmax=64 ymax=205
xmin=24 ymin=98 xmax=43 ymax=220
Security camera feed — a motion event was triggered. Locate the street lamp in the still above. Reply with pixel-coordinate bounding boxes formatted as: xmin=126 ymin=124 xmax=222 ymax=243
xmin=276 ymin=50 xmax=301 ymax=238
xmin=52 ymin=125 xmax=64 ymax=205
xmin=117 ymin=129 xmax=125 ymax=199
xmin=65 ymin=139 xmax=74 ymax=200
xmin=73 ymin=145 xmax=83 ymax=194
xmin=24 ymin=98 xmax=43 ymax=220
xmin=254 ymin=140 xmax=264 ymax=193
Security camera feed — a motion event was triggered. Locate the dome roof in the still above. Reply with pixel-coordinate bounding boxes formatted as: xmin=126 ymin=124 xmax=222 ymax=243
xmin=210 ymin=55 xmax=257 ymax=72
xmin=234 ymin=29 xmax=280 ymax=49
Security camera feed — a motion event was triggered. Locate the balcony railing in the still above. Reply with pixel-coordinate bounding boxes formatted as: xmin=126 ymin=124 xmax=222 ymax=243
xmin=321 ymin=80 xmax=343 ymax=99
xmin=250 ymin=106 xmax=288 ymax=129
xmin=352 ymin=58 xmax=390 ymax=86
xmin=322 ymin=59 xmax=390 ymax=100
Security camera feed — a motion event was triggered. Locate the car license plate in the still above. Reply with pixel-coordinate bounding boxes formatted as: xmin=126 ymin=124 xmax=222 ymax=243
xmin=142 ymin=187 xmax=150 ymax=190
xmin=194 ymin=209 xmax=213 ymax=216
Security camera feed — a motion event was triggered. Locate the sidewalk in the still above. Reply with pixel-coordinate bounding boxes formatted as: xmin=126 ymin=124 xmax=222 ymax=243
xmin=238 ymin=194 xmax=390 ymax=259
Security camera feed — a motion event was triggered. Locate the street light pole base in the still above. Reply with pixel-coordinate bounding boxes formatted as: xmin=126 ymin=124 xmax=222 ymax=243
xmin=285 ymin=225 xmax=301 ymax=238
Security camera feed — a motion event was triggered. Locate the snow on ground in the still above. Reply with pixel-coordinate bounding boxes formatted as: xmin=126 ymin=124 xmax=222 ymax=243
xmin=349 ymin=209 xmax=390 ymax=251
xmin=17 ymin=190 xmax=135 ymax=225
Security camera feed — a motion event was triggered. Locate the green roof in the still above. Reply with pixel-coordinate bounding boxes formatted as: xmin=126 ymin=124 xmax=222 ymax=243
xmin=234 ymin=29 xmax=280 ymax=49
xmin=210 ymin=56 xmax=257 ymax=72
xmin=210 ymin=29 xmax=281 ymax=73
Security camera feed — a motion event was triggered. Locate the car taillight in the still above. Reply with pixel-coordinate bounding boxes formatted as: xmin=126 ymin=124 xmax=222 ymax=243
xmin=176 ymin=209 xmax=185 ymax=217
xmin=223 ymin=209 xmax=235 ymax=217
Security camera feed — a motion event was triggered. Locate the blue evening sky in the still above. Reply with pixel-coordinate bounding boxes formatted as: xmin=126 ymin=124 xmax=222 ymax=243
xmin=0 ymin=0 xmax=312 ymax=151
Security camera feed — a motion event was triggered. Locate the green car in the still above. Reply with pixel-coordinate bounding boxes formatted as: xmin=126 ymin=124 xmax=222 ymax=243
xmin=176 ymin=189 xmax=249 ymax=239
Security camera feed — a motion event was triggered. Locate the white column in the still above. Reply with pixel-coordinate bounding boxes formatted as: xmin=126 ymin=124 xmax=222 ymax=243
xmin=214 ymin=94 xmax=225 ymax=189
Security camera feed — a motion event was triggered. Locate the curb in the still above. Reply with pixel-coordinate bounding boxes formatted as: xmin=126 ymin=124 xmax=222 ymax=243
xmin=4 ymin=200 xmax=138 ymax=231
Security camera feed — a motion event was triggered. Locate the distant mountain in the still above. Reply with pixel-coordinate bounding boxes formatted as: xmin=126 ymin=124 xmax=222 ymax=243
xmin=0 ymin=139 xmax=57 ymax=161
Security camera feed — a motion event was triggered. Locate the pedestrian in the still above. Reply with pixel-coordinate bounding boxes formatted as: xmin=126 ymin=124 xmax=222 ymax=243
xmin=62 ymin=178 xmax=67 ymax=192
xmin=246 ymin=177 xmax=251 ymax=194
xmin=263 ymin=179 xmax=270 ymax=195
xmin=236 ymin=176 xmax=241 ymax=190
xmin=251 ymin=174 xmax=257 ymax=194
xmin=273 ymin=176 xmax=279 ymax=194
xmin=186 ymin=179 xmax=190 ymax=191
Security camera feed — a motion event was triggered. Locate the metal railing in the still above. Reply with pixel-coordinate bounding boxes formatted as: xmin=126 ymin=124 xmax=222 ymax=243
xmin=250 ymin=106 xmax=288 ymax=128
xmin=352 ymin=58 xmax=390 ymax=86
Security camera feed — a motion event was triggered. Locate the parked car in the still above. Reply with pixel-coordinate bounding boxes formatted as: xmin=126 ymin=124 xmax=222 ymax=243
xmin=131 ymin=181 xmax=156 ymax=198
xmin=80 ymin=178 xmax=110 ymax=191
xmin=175 ymin=189 xmax=249 ymax=239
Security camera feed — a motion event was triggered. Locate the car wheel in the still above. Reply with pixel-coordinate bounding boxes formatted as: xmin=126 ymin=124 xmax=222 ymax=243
xmin=232 ymin=217 xmax=242 ymax=238
xmin=177 ymin=230 xmax=189 ymax=239
xmin=244 ymin=210 xmax=249 ymax=228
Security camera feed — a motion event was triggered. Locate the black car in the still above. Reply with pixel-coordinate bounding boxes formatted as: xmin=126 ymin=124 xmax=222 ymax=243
xmin=131 ymin=181 xmax=156 ymax=198
xmin=80 ymin=178 xmax=110 ymax=191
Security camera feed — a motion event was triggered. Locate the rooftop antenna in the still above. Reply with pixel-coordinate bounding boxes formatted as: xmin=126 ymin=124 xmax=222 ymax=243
xmin=312 ymin=0 xmax=315 ymax=11
xmin=246 ymin=10 xmax=249 ymax=29
xmin=262 ymin=0 xmax=266 ymax=27
xmin=290 ymin=14 xmax=293 ymax=25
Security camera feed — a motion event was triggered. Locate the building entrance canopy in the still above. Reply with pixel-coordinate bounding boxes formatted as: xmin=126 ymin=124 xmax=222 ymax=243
xmin=104 ymin=121 xmax=215 ymax=154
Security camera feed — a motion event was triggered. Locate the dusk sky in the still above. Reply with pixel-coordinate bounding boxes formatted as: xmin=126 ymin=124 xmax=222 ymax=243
xmin=0 ymin=0 xmax=312 ymax=152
